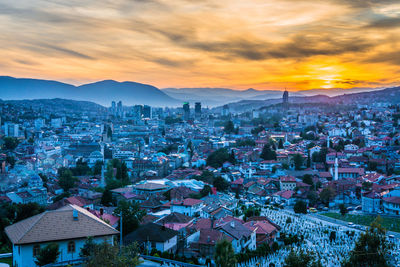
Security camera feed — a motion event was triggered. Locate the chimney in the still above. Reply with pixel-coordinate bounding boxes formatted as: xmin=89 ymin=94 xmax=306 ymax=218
xmin=230 ymin=221 xmax=235 ymax=228
xmin=73 ymin=209 xmax=78 ymax=221
xmin=100 ymin=208 xmax=104 ymax=216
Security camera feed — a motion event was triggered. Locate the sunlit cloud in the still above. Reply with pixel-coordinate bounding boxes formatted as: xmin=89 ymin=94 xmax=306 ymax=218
xmin=0 ymin=0 xmax=399 ymax=90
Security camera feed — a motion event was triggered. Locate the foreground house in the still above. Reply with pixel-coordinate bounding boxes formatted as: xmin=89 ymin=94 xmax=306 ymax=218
xmin=124 ymin=223 xmax=179 ymax=253
xmin=5 ymin=204 xmax=119 ymax=267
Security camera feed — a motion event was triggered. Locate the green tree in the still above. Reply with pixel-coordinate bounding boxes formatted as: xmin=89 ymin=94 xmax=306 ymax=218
xmin=284 ymin=249 xmax=322 ymax=267
xmin=35 ymin=243 xmax=60 ymax=266
xmin=71 ymin=158 xmax=91 ymax=176
xmin=3 ymin=137 xmax=19 ymax=150
xmin=101 ymin=189 xmax=114 ymax=206
xmin=278 ymin=139 xmax=284 ymax=149
xmin=15 ymin=203 xmax=45 ymax=222
xmin=339 ymin=204 xmax=347 ymax=216
xmin=84 ymin=242 xmax=141 ymax=267
xmin=224 ymin=120 xmax=235 ymax=134
xmin=302 ymin=174 xmax=313 ymax=187
xmin=320 ymin=187 xmax=335 ymax=205
xmin=5 ymin=155 xmax=15 ymax=168
xmin=294 ymin=200 xmax=307 ymax=214
xmin=215 ymin=239 xmax=236 ymax=267
xmin=206 ymin=148 xmax=234 ymax=168
xmin=80 ymin=237 xmax=96 ymax=257
xmin=114 ymin=200 xmax=146 ymax=235
xmin=293 ymin=153 xmax=304 ymax=170
xmin=92 ymin=160 xmax=103 ymax=176
xmin=260 ymin=144 xmax=277 ymax=160
xmin=213 ymin=176 xmax=230 ymax=192
xmin=58 ymin=168 xmax=78 ymax=192
xmin=342 ymin=217 xmax=391 ymax=267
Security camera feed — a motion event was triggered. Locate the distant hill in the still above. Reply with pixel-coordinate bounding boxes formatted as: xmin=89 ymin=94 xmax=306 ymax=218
xmin=162 ymin=87 xmax=304 ymax=106
xmin=0 ymin=76 xmax=179 ymax=107
xmin=0 ymin=98 xmax=107 ymax=114
xmin=214 ymin=86 xmax=400 ymax=112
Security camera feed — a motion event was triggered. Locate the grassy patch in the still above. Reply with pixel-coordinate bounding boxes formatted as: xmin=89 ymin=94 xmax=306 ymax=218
xmin=321 ymin=212 xmax=400 ymax=233
xmin=0 ymin=257 xmax=12 ymax=266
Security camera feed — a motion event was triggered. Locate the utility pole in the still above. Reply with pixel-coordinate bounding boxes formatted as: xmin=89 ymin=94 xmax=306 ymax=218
xmin=120 ymin=211 xmax=123 ymax=252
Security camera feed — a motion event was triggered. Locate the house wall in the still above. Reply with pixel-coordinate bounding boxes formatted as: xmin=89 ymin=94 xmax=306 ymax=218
xmin=13 ymin=236 xmax=114 ymax=267
xmin=155 ymin=236 xmax=177 ymax=252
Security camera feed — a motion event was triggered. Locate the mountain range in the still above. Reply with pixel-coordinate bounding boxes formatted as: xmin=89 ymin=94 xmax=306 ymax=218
xmin=0 ymin=76 xmax=395 ymax=108
xmin=216 ymin=86 xmax=400 ymax=112
xmin=0 ymin=76 xmax=178 ymax=107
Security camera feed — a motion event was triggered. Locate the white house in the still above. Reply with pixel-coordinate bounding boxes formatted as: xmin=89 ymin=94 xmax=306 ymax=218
xmin=170 ymin=198 xmax=204 ymax=217
xmin=5 ymin=204 xmax=119 ymax=267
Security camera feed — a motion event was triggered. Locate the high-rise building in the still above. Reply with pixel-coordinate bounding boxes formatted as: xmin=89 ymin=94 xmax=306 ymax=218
xmin=183 ymin=102 xmax=190 ymax=121
xmin=143 ymin=105 xmax=152 ymax=119
xmin=133 ymin=105 xmax=143 ymax=120
xmin=117 ymin=101 xmax=123 ymax=117
xmin=34 ymin=118 xmax=45 ymax=130
xmin=283 ymin=90 xmax=289 ymax=109
xmin=4 ymin=123 xmax=19 ymax=137
xmin=222 ymin=104 xmax=230 ymax=116
xmin=195 ymin=102 xmax=201 ymax=118
xmin=111 ymin=101 xmax=116 ymax=116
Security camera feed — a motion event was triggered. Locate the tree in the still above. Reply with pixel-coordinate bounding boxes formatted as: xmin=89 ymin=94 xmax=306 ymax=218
xmin=5 ymin=155 xmax=15 ymax=168
xmin=15 ymin=203 xmax=45 ymax=222
xmin=260 ymin=144 xmax=277 ymax=160
xmin=58 ymin=168 xmax=78 ymax=192
xmin=200 ymin=185 xmax=212 ymax=197
xmin=84 ymin=242 xmax=141 ymax=267
xmin=342 ymin=217 xmax=391 ymax=267
xmin=3 ymin=137 xmax=19 ymax=150
xmin=329 ymin=231 xmax=336 ymax=242
xmin=71 ymin=158 xmax=91 ymax=176
xmin=339 ymin=204 xmax=347 ymax=216
xmin=101 ymin=189 xmax=114 ymax=206
xmin=294 ymin=200 xmax=307 ymax=214
xmin=293 ymin=153 xmax=304 ymax=170
xmin=206 ymin=148 xmax=233 ymax=168
xmin=320 ymin=187 xmax=335 ymax=205
xmin=224 ymin=120 xmax=235 ymax=134
xmin=215 ymin=239 xmax=236 ymax=267
xmin=92 ymin=160 xmax=103 ymax=176
xmin=213 ymin=176 xmax=230 ymax=192
xmin=114 ymin=200 xmax=146 ymax=235
xmin=284 ymin=249 xmax=322 ymax=267
xmin=278 ymin=139 xmax=284 ymax=149
xmin=80 ymin=237 xmax=96 ymax=257
xmin=35 ymin=243 xmax=60 ymax=266
xmin=302 ymin=174 xmax=313 ymax=187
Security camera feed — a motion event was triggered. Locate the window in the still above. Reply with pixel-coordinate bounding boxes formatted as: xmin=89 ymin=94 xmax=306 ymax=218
xmin=33 ymin=245 xmax=40 ymax=257
xmin=68 ymin=241 xmax=75 ymax=253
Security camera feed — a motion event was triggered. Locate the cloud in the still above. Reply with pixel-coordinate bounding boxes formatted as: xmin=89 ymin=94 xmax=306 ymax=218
xmin=364 ymin=17 xmax=400 ymax=29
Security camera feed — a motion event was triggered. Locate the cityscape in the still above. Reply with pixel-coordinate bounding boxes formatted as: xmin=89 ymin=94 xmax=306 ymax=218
xmin=1 ymin=0 xmax=400 ymax=267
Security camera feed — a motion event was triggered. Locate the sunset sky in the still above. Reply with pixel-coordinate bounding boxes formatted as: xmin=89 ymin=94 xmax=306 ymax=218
xmin=0 ymin=0 xmax=399 ymax=91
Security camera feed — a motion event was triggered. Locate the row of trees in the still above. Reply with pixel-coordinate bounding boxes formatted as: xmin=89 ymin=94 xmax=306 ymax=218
xmin=33 ymin=239 xmax=141 ymax=266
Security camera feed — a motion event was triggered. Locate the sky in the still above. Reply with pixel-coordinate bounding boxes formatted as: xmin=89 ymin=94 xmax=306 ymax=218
xmin=0 ymin=0 xmax=399 ymax=91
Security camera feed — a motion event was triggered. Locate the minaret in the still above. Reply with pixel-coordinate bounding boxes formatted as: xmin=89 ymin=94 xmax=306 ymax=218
xmin=327 ymin=134 xmax=330 ymax=149
xmin=100 ymin=166 xmax=106 ymax=187
xmin=334 ymin=156 xmax=339 ymax=181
